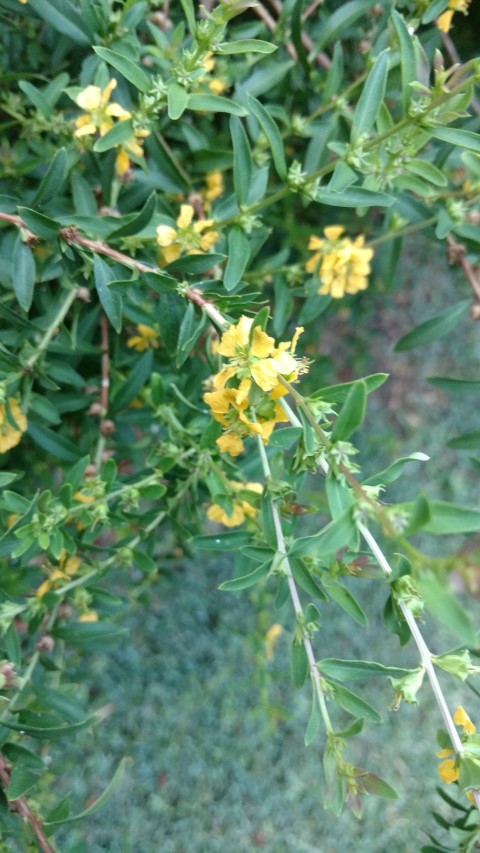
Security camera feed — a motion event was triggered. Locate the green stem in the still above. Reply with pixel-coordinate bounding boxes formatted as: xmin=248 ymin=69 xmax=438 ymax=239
xmin=25 ymin=287 xmax=78 ymax=369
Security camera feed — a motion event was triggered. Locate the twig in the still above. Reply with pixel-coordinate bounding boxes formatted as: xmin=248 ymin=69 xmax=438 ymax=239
xmin=0 ymin=754 xmax=55 ymax=853
xmin=441 ymin=32 xmax=480 ymax=116
xmin=254 ymin=1 xmax=331 ymax=69
xmin=446 ymin=233 xmax=480 ymax=304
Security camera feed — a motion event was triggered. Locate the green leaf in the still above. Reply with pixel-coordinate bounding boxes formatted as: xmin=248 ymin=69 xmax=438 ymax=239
xmin=52 ymin=622 xmax=128 ymax=648
xmin=290 ymin=557 xmax=327 ymax=601
xmin=223 ymin=227 xmax=250 ymax=291
xmin=290 ymin=509 xmax=356 ymax=557
xmin=322 ymin=577 xmax=368 ymax=626
xmin=427 ymin=377 xmax=480 ymax=394
xmin=191 ymin=531 xmax=253 ymax=550
xmin=33 ymin=685 xmax=85 ymax=723
xmin=230 ymin=117 xmax=252 ymax=207
xmin=12 ymin=237 xmax=35 ymax=312
xmin=291 ymin=641 xmax=309 ymax=688
xmin=268 ymin=427 xmax=303 ymax=449
xmin=28 ymin=423 xmax=82 ymax=462
xmin=187 ymin=93 xmax=248 ymax=117
xmin=331 ymin=381 xmax=366 ymax=442
xmin=0 ymin=473 xmax=20 ymax=488
xmin=93 ymin=255 xmax=123 ymax=333
xmin=18 ymin=80 xmax=51 ymax=117
xmin=317 ymin=659 xmax=413 ymax=681
xmin=167 ymin=82 xmax=189 ymax=120
xmin=93 ymin=47 xmax=150 ymax=93
xmin=219 ymin=562 xmax=270 ymax=591
xmin=304 ymin=690 xmax=321 ymax=746
xmin=217 ymin=39 xmax=277 ymax=55
xmin=110 ymin=350 xmax=154 ymax=413
xmin=405 ymin=159 xmax=447 ymax=187
xmin=310 ymin=374 xmax=388 ymax=403
xmin=28 ymin=0 xmax=90 ymax=44
xmin=326 ymin=680 xmax=381 ymax=722
xmin=424 ymin=500 xmax=480 ymax=534
xmin=421 ymin=0 xmax=449 ymax=23
xmin=179 ymin=0 xmax=196 ymax=35
xmin=351 ymin=49 xmax=390 ymax=143
xmin=176 ymin=304 xmax=206 ymax=367
xmin=109 ymin=193 xmax=156 ymax=239
xmin=391 ymin=10 xmax=416 ymax=113
xmin=163 ymin=253 xmax=224 ymax=275
xmin=1 ymin=715 xmax=97 ymax=739
xmin=418 ymin=571 xmax=475 ymax=645
xmin=364 ymin=452 xmax=429 ymax=487
xmin=394 ymin=300 xmax=469 ymax=351
xmin=447 ymin=431 xmax=480 ymax=450
xmin=93 ymin=120 xmax=134 ymax=153
xmin=315 ymin=187 xmax=394 ymax=207
xmin=431 ymin=127 xmax=480 ymax=154
xmin=248 ymin=95 xmax=287 ymax=180
xmin=316 ymin=0 xmax=378 ymax=48
xmin=157 ymin=291 xmax=183 ymax=355
xmin=357 ymin=770 xmax=398 ymax=799
xmin=44 ymin=758 xmax=129 ymax=827
xmin=71 ymin=172 xmax=97 ymax=216
xmin=6 ymin=766 xmax=42 ymax=800
xmin=18 ymin=207 xmax=59 ymax=239
xmin=32 ymin=148 xmax=67 ymax=206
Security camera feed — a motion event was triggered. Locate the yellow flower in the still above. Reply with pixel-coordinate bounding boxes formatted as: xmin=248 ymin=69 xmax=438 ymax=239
xmin=437 ymin=756 xmax=460 ymax=784
xmin=265 ymin=623 xmax=283 ymax=661
xmin=198 ymin=52 xmax=229 ymax=96
xmin=156 ymin=204 xmax=219 ymax=264
xmin=127 ymin=324 xmax=159 ymax=352
xmin=36 ymin=553 xmax=81 ymax=598
xmin=79 ymin=610 xmax=99 ymax=622
xmin=454 ymin=705 xmax=477 ymax=735
xmin=74 ymin=79 xmax=131 ymax=139
xmin=207 ymin=481 xmax=262 ymax=527
xmin=18 ymin=0 xmax=28 ymax=4
xmin=204 ymin=317 xmax=304 ymax=456
xmin=306 ymin=225 xmax=374 ymax=299
xmin=0 ymin=398 xmax=27 ymax=454
xmin=209 ymin=78 xmax=228 ymax=95
xmin=115 ymin=128 xmax=150 ymax=176
xmin=202 ymin=171 xmax=224 ymax=203
xmin=437 ymin=0 xmax=471 ymax=32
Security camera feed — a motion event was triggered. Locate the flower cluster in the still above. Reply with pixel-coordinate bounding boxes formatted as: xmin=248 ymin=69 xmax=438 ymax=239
xmin=156 ymin=204 xmax=219 ymax=264
xmin=437 ymin=706 xmax=476 ymax=784
xmin=127 ymin=324 xmax=160 ymax=352
xmin=202 ymin=170 xmax=224 ymax=204
xmin=36 ymin=552 xmax=81 ymax=598
xmin=437 ymin=0 xmax=472 ymax=33
xmin=0 ymin=398 xmax=27 ymax=454
xmin=73 ymin=80 xmax=149 ymax=175
xmin=207 ymin=481 xmax=262 ymax=527
xmin=306 ymin=226 xmax=374 ymax=299
xmin=200 ymin=52 xmax=229 ymax=95
xmin=204 ymin=316 xmax=306 ymax=456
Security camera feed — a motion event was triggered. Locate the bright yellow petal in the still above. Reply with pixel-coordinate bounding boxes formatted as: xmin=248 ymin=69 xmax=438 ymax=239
xmin=438 ymin=758 xmax=459 ymax=784
xmin=216 ymin=434 xmax=244 ymax=456
xmin=437 ymin=9 xmax=454 ymax=31
xmin=177 ymin=204 xmax=194 ymax=229
xmin=101 ymin=78 xmax=117 ymax=104
xmin=156 ymin=225 xmax=177 ymax=247
xmin=324 ymin=225 xmax=345 ymax=240
xmin=251 ymin=326 xmax=275 ymax=358
xmin=76 ymin=85 xmax=102 ymax=111
xmin=115 ymin=148 xmax=130 ymax=176
xmin=454 ymin=705 xmax=477 ymax=734
xmin=106 ymin=103 xmax=131 ymax=120
xmin=251 ymin=360 xmax=280 ymax=392
xmin=208 ymin=502 xmax=245 ymax=527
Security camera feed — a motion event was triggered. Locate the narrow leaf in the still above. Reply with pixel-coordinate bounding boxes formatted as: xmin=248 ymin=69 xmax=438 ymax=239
xmin=93 ymin=47 xmax=150 ymax=93
xmin=167 ymin=82 xmax=189 ymax=120
xmin=431 ymin=127 xmax=480 ymax=154
xmin=351 ymin=49 xmax=390 ymax=142
xmin=219 ymin=562 xmax=270 ymax=591
xmin=12 ymin=237 xmax=35 ymax=312
xmin=395 ymin=300 xmax=469 ymax=351
xmin=248 ymin=95 xmax=287 ymax=180
xmin=32 ymin=148 xmax=67 ymax=206
xmin=230 ymin=117 xmax=253 ymax=207
xmin=223 ymin=227 xmax=250 ymax=291
xmin=93 ymin=255 xmax=123 ymax=333
xmin=44 ymin=759 xmax=129 ymax=826
xmin=331 ymin=381 xmax=366 ymax=442
xmin=187 ymin=94 xmax=248 ymax=117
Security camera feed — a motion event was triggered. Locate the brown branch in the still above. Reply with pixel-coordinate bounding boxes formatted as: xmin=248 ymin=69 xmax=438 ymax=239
xmin=0 ymin=753 xmax=55 ymax=853
xmin=446 ymin=234 xmax=480 ymax=306
xmin=441 ymin=32 xmax=480 ymax=116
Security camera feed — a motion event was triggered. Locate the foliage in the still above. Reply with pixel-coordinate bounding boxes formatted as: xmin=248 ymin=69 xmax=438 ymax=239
xmin=1 ymin=0 xmax=480 ymax=848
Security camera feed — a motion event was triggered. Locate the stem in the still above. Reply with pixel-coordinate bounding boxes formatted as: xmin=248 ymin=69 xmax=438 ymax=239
xmin=0 ymin=754 xmax=55 ymax=853
xmin=255 ymin=434 xmax=333 ymax=735
xmin=25 ymin=287 xmax=78 ymax=369
xmin=366 ymin=216 xmax=439 ymax=249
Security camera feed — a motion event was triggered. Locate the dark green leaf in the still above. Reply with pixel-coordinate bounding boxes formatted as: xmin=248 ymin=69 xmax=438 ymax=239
xmin=431 ymin=127 xmax=480 ymax=154
xmin=219 ymin=561 xmax=270 ymax=591
xmin=12 ymin=237 xmax=35 ymax=312
xmin=395 ymin=300 xmax=469 ymax=351
xmin=191 ymin=531 xmax=253 ymax=550
xmin=32 ymin=148 xmax=67 ymax=206
xmin=18 ymin=207 xmax=59 ymax=239
xmin=167 ymin=82 xmax=189 ymax=120
xmin=304 ymin=690 xmax=321 ymax=745
xmin=110 ymin=350 xmax=154 ymax=413
xmin=310 ymin=374 xmax=388 ymax=402
xmin=52 ymin=622 xmax=128 ymax=648
xmin=427 ymin=377 xmax=480 ymax=394
xmin=157 ymin=291 xmax=183 ymax=355
xmin=28 ymin=0 xmax=90 ymax=44
xmin=93 ymin=120 xmax=134 ymax=153
xmin=391 ymin=11 xmax=416 ymax=112
xmin=163 ymin=253 xmax=224 ymax=274
xmin=315 ymin=187 xmax=394 ymax=207
xmin=230 ymin=117 xmax=253 ymax=207
xmin=327 ymin=681 xmax=382 ymax=722
xmin=364 ymin=452 xmax=429 ymax=487
xmin=291 ymin=641 xmax=309 ymax=688
xmin=1 ymin=715 xmax=97 ymax=739
xmin=6 ymin=767 xmax=42 ymax=800
xmin=290 ymin=509 xmax=355 ymax=557
xmin=216 ymin=40 xmax=277 ymax=55
xmin=93 ymin=47 xmax=150 ymax=93
xmin=28 ymin=423 xmax=82 ymax=462
xmin=268 ymin=427 xmax=303 ymax=449
xmin=179 ymin=0 xmax=196 ymax=35
xmin=351 ymin=49 xmax=390 ymax=142
xmin=248 ymin=95 xmax=287 ymax=180
xmin=188 ymin=94 xmax=248 ymax=117
xmin=223 ymin=227 xmax=250 ymax=291
xmin=322 ymin=577 xmax=368 ymax=626
xmin=109 ymin=193 xmax=156 ymax=239
xmin=331 ymin=381 xmax=366 ymax=442
xmin=93 ymin=255 xmax=123 ymax=333
xmin=447 ymin=431 xmax=480 ymax=450
xmin=290 ymin=557 xmax=327 ymax=601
